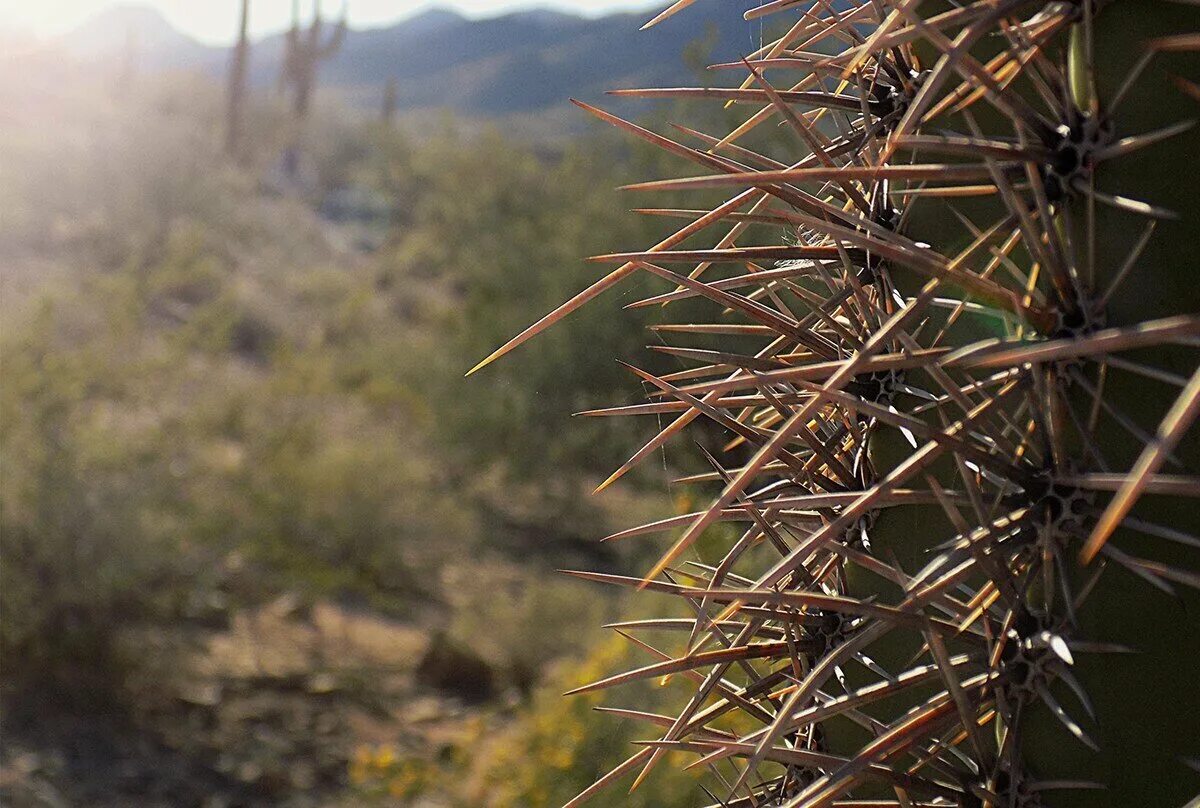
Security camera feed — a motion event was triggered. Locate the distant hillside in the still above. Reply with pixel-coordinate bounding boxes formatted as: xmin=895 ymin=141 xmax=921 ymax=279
xmin=57 ymin=3 xmax=213 ymax=67
xmin=49 ymin=3 xmax=767 ymax=121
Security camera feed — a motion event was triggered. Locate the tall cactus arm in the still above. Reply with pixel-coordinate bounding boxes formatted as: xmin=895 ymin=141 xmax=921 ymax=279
xmin=320 ymin=2 xmax=348 ymax=59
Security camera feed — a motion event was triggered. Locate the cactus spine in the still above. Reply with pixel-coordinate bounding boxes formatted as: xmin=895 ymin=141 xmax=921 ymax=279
xmin=472 ymin=1 xmax=1200 ymax=806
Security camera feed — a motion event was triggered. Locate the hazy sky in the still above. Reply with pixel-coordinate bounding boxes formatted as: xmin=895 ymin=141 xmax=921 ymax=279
xmin=4 ymin=0 xmax=665 ymax=44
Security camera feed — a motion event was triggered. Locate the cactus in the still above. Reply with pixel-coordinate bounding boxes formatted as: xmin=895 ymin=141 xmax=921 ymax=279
xmin=225 ymin=0 xmax=251 ymax=158
xmin=114 ymin=21 xmax=139 ymax=96
xmin=279 ymin=0 xmax=346 ymax=121
xmin=471 ymin=1 xmax=1200 ymax=806
xmin=382 ymin=76 xmax=398 ymax=127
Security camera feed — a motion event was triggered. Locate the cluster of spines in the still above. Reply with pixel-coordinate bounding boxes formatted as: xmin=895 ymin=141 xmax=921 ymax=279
xmin=469 ymin=1 xmax=1200 ymax=806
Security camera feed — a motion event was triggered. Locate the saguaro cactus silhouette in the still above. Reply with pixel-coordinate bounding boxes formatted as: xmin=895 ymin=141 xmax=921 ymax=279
xmin=381 ymin=76 xmax=398 ymax=127
xmin=280 ymin=0 xmax=346 ymax=122
xmin=113 ymin=21 xmax=138 ymax=97
xmin=471 ymin=1 xmax=1200 ymax=806
xmin=225 ymin=0 xmax=250 ymax=157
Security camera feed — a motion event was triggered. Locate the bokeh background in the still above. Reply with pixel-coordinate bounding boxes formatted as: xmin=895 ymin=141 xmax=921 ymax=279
xmin=0 ymin=2 xmax=782 ymax=806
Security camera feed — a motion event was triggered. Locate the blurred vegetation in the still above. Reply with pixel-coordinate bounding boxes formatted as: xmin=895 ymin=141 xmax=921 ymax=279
xmin=0 ymin=53 xmax=733 ymax=807
xmin=366 ymin=124 xmax=672 ymax=482
xmin=350 ymin=634 xmax=704 ymax=807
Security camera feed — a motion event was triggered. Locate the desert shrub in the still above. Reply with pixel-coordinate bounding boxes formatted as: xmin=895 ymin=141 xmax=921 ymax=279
xmin=346 ymin=633 xmax=702 ymax=807
xmin=0 ymin=301 xmax=190 ymax=694
xmin=366 ymin=127 xmax=693 ymax=486
xmin=0 ymin=146 xmax=458 ymax=695
xmin=462 ymin=633 xmax=703 ymax=808
xmin=0 ymin=73 xmax=694 ymax=726
xmin=443 ymin=565 xmax=613 ymax=695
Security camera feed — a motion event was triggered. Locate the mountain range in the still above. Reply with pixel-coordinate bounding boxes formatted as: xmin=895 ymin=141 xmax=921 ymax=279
xmin=43 ymin=3 xmax=769 ymax=120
